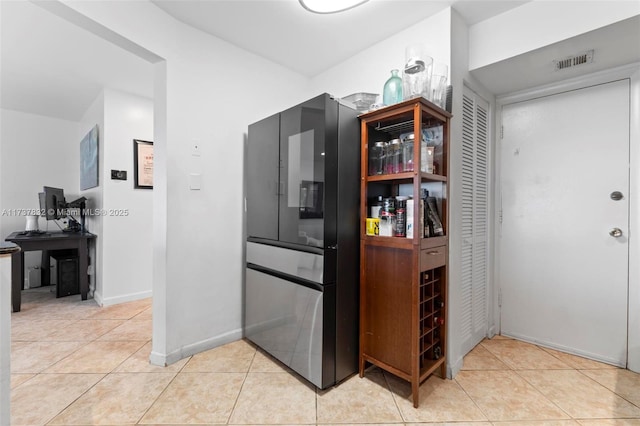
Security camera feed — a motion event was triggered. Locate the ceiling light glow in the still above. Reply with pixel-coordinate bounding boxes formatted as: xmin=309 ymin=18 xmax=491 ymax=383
xmin=299 ymin=0 xmax=369 ymax=14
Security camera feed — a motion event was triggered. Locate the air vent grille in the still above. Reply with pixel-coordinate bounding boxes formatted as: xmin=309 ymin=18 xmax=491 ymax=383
xmin=554 ymin=50 xmax=594 ymax=71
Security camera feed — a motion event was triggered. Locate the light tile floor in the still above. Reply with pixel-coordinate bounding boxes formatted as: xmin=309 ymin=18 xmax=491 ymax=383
xmin=10 ymin=287 xmax=640 ymax=425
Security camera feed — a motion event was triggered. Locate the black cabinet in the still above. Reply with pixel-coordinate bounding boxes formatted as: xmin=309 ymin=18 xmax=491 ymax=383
xmin=51 ymin=250 xmax=79 ymax=298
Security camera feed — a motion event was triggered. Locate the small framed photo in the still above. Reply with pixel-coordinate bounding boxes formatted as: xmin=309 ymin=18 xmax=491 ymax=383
xmin=133 ymin=139 xmax=154 ymax=189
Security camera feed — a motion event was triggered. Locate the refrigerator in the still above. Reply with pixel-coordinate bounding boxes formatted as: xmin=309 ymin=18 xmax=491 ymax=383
xmin=245 ymin=93 xmax=360 ymax=388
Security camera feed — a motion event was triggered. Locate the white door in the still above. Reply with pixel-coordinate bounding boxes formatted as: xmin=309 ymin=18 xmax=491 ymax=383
xmin=460 ymin=87 xmax=490 ymax=355
xmin=499 ymin=80 xmax=630 ymax=366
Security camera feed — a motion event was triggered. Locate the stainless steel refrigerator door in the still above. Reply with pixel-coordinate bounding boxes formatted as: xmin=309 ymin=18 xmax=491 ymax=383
xmin=245 ymin=267 xmax=324 ymax=387
xmin=246 ymin=241 xmax=323 ymax=284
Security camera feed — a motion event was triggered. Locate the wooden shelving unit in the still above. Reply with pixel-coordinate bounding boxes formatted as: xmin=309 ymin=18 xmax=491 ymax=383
xmin=358 ymin=97 xmax=451 ymax=408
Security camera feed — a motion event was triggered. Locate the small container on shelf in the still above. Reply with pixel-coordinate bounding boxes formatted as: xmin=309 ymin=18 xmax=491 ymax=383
xmin=379 ymin=197 xmax=396 ymax=236
xmin=368 ymin=141 xmax=386 ymax=176
xmin=401 ymin=134 xmax=414 ymax=172
xmin=370 ymin=195 xmax=383 ymax=219
xmin=421 ymin=145 xmax=435 ymax=174
xmin=366 ymin=218 xmax=380 ymax=236
xmin=341 ymin=92 xmax=379 ymax=112
xmin=395 ymin=196 xmax=408 ymax=237
xmin=385 ymin=139 xmax=402 ymax=174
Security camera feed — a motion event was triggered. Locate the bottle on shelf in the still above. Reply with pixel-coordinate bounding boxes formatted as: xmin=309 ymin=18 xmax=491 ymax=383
xmin=433 ymin=345 xmax=442 ymax=360
xmin=434 ymin=298 xmax=444 ymax=310
xmin=383 ymin=69 xmax=403 ymax=106
xmin=379 ymin=197 xmax=396 ymax=237
xmin=395 ymin=196 xmax=408 ymax=237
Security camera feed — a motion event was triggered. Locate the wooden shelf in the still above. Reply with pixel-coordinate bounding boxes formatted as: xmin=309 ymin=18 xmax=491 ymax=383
xmin=359 ymin=97 xmax=450 ymax=408
xmin=365 ymin=171 xmax=447 ymax=183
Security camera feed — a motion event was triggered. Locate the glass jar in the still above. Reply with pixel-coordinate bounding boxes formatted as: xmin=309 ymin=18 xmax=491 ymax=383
xmin=383 ymin=69 xmax=403 ymax=106
xmin=421 ymin=144 xmax=435 ymax=174
xmin=401 ymin=134 xmax=414 ymax=172
xmin=368 ymin=141 xmax=386 ymax=175
xmin=385 ymin=139 xmax=401 ymax=174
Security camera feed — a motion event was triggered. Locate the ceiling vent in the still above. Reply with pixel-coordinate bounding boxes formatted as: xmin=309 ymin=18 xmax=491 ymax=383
xmin=554 ymin=50 xmax=594 ymax=71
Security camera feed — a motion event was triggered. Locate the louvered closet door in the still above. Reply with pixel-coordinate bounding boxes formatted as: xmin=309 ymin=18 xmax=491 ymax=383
xmin=460 ymin=86 xmax=490 ymax=355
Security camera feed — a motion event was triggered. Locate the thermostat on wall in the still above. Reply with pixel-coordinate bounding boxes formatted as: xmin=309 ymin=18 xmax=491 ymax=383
xmin=111 ymin=170 xmax=127 ymax=180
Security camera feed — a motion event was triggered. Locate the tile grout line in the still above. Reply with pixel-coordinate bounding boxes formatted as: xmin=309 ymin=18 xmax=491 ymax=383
xmin=574 ymin=368 xmax=640 ymax=413
xmin=132 ymin=368 xmax=183 ymax=424
xmin=477 ymin=338 xmax=574 ymax=421
xmin=452 ymin=375 xmax=492 ymax=423
xmin=511 ymin=367 xmax=576 ymax=421
xmin=43 ymin=323 xmax=149 ymax=424
xmin=380 ymin=369 xmax=408 ymax=423
xmin=10 ymin=302 xmax=108 ymax=425
xmin=42 ymin=372 xmax=109 ymax=425
xmin=11 ymin=292 xmax=154 ymax=426
xmin=133 ymin=339 xmax=195 ymax=425
xmin=225 ymin=346 xmax=257 ymax=425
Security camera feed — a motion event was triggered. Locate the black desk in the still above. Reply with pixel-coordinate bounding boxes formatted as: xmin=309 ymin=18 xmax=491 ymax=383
xmin=5 ymin=231 xmax=96 ymax=312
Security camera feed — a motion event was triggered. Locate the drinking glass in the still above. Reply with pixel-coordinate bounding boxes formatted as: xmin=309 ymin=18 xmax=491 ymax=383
xmin=430 ymin=62 xmax=448 ymax=108
xmin=402 ymin=44 xmax=433 ymax=100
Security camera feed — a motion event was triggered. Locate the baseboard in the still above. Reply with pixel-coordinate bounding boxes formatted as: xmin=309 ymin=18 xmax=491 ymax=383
xmin=93 ymin=291 xmax=104 ymax=307
xmin=488 ymin=324 xmax=498 ymax=338
xmin=447 ymin=354 xmax=464 ymax=379
xmin=501 ymin=330 xmax=624 ymax=368
xmin=149 ymin=327 xmax=244 ymax=367
xmin=100 ymin=290 xmax=152 ymax=307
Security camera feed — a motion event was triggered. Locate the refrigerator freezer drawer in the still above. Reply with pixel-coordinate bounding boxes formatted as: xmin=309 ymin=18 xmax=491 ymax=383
xmin=245 ymin=267 xmax=325 ymax=388
xmin=246 ymin=241 xmax=323 ymax=284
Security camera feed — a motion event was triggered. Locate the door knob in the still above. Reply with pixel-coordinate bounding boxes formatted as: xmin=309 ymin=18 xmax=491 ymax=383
xmin=609 ymin=228 xmax=623 ymax=238
xmin=610 ymin=191 xmax=623 ymax=201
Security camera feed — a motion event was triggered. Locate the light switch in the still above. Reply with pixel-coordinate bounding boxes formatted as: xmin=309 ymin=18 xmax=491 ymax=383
xmin=189 ymin=173 xmax=202 ymax=190
xmin=192 ymin=140 xmax=201 ymax=157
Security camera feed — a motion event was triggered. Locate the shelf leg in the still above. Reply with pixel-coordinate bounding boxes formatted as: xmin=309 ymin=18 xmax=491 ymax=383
xmin=411 ymin=380 xmax=419 ymax=408
xmin=358 ymin=356 xmax=365 ymax=378
xmin=440 ymin=357 xmax=447 ymax=378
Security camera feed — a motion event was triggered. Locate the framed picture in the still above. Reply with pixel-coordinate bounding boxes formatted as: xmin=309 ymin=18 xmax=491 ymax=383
xmin=133 ymin=139 xmax=154 ymax=189
xmin=80 ymin=125 xmax=99 ymax=190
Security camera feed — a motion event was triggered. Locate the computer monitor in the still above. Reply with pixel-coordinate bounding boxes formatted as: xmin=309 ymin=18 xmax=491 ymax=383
xmin=42 ymin=186 xmax=66 ymax=220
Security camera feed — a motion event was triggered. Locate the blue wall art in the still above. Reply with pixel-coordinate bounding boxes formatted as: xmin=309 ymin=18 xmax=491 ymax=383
xmin=80 ymin=125 xmax=99 ymax=190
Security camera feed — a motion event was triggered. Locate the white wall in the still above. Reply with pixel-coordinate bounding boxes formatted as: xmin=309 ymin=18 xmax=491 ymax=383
xmin=0 ymin=109 xmax=80 ymax=273
xmin=79 ymin=93 xmax=104 ymax=298
xmin=100 ymin=88 xmax=153 ymax=305
xmin=468 ymin=1 xmax=640 ymax=70
xmin=310 ymin=8 xmax=451 ymax=100
xmin=57 ymin=0 xmax=311 ymax=365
